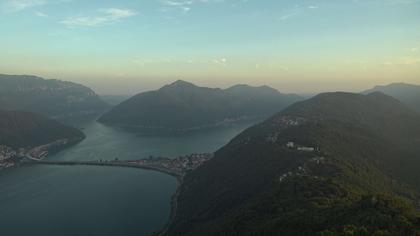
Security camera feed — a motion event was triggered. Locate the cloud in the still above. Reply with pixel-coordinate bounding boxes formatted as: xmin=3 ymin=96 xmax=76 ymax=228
xmin=279 ymin=11 xmax=299 ymax=20
xmin=353 ymin=0 xmax=419 ymax=5
xmin=308 ymin=5 xmax=319 ymax=9
xmin=384 ymin=0 xmax=418 ymax=5
xmin=400 ymin=57 xmax=420 ymax=65
xmin=61 ymin=8 xmax=137 ymax=28
xmin=278 ymin=4 xmax=319 ymax=21
xmin=382 ymin=61 xmax=393 ymax=66
xmin=382 ymin=56 xmax=420 ymax=67
xmin=160 ymin=0 xmax=194 ymax=13
xmin=35 ymin=10 xmax=48 ymax=17
xmin=159 ymin=0 xmax=228 ymax=13
xmin=163 ymin=0 xmax=193 ymax=7
xmin=2 ymin=0 xmax=47 ymax=12
xmin=213 ymin=58 xmax=227 ymax=66
xmin=1 ymin=0 xmax=72 ymax=13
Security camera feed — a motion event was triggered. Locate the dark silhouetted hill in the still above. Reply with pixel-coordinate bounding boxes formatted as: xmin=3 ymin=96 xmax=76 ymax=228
xmin=0 ymin=74 xmax=110 ymax=120
xmin=363 ymin=82 xmax=420 ymax=113
xmin=0 ymin=110 xmax=85 ymax=149
xmin=98 ymin=80 xmax=302 ymax=129
xmin=165 ymin=92 xmax=420 ymax=236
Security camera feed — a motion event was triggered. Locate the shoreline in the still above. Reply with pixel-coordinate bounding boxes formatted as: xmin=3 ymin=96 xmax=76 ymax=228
xmin=155 ymin=176 xmax=182 ymax=236
xmin=16 ymin=149 xmax=210 ymax=236
xmin=1 ymin=137 xmax=84 ymax=171
xmin=25 ymin=158 xmax=183 ymax=236
xmin=98 ymin=116 xmax=263 ymax=133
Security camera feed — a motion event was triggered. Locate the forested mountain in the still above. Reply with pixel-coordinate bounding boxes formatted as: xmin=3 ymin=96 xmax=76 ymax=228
xmin=0 ymin=74 xmax=110 ymax=120
xmin=165 ymin=92 xmax=420 ymax=236
xmin=363 ymin=83 xmax=420 ymax=112
xmin=0 ymin=110 xmax=85 ymax=149
xmin=98 ymin=80 xmax=302 ymax=129
xmin=99 ymin=95 xmax=131 ymax=106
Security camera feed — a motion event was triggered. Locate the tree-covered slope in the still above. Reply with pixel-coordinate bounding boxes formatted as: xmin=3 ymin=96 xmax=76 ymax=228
xmin=165 ymin=92 xmax=420 ymax=236
xmin=0 ymin=74 xmax=110 ymax=119
xmin=98 ymin=80 xmax=302 ymax=129
xmin=0 ymin=110 xmax=85 ymax=149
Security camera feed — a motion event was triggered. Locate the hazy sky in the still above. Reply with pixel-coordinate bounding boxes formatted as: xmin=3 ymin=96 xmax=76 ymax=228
xmin=0 ymin=0 xmax=419 ymax=95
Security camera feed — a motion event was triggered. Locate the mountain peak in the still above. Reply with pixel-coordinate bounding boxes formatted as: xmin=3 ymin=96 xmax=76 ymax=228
xmin=365 ymin=82 xmax=420 ymax=93
xmin=225 ymin=84 xmax=280 ymax=96
xmin=227 ymin=84 xmax=274 ymax=90
xmin=362 ymin=82 xmax=420 ymax=112
xmin=0 ymin=74 xmax=44 ymax=82
xmin=167 ymin=80 xmax=197 ymax=88
xmin=366 ymin=91 xmax=388 ymax=98
xmin=0 ymin=74 xmax=110 ymax=120
xmin=165 ymin=90 xmax=420 ymax=236
xmin=159 ymin=80 xmax=199 ymax=92
xmin=375 ymin=82 xmax=411 ymax=88
xmin=228 ymin=84 xmax=253 ymax=89
xmin=99 ymin=81 xmax=303 ymax=129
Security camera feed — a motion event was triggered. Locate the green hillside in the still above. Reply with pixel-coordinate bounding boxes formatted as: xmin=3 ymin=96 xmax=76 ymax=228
xmin=0 ymin=110 xmax=85 ymax=149
xmin=165 ymin=92 xmax=420 ymax=236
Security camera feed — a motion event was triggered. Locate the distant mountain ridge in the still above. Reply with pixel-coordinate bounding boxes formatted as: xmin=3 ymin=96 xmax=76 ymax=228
xmin=100 ymin=95 xmax=131 ymax=106
xmin=165 ymin=91 xmax=420 ymax=236
xmin=98 ymin=80 xmax=303 ymax=129
xmin=0 ymin=74 xmax=110 ymax=120
xmin=363 ymin=82 xmax=420 ymax=112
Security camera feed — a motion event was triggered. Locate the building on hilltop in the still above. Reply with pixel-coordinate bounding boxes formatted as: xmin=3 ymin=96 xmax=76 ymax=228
xmin=297 ymin=147 xmax=315 ymax=152
xmin=286 ymin=142 xmax=295 ymax=148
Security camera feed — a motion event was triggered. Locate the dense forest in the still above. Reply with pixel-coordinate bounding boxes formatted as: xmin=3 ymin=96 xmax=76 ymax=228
xmin=0 ymin=110 xmax=85 ymax=149
xmin=165 ymin=92 xmax=420 ymax=236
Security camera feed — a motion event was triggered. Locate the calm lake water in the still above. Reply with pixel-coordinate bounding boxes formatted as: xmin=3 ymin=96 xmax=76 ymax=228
xmin=0 ymin=120 xmax=256 ymax=236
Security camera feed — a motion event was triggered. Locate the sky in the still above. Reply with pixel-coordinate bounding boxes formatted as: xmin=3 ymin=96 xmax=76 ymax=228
xmin=0 ymin=0 xmax=419 ymax=95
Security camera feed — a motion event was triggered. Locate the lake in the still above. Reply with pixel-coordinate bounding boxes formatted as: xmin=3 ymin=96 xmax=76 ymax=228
xmin=0 ymin=120 xmax=256 ymax=236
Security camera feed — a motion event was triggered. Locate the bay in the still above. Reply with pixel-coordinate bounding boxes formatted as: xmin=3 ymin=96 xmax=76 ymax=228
xmin=0 ymin=120 xmax=256 ymax=236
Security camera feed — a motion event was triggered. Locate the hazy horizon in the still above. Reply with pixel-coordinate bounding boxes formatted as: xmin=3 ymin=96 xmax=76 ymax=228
xmin=2 ymin=73 xmax=420 ymax=96
xmin=1 ymin=1 xmax=420 ymax=235
xmin=1 ymin=0 xmax=419 ymax=94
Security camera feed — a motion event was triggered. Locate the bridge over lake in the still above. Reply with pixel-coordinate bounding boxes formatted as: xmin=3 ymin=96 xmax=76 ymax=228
xmin=22 ymin=153 xmax=213 ymax=180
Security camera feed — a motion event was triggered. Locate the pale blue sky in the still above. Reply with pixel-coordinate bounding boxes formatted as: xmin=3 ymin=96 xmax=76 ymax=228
xmin=0 ymin=0 xmax=419 ymax=94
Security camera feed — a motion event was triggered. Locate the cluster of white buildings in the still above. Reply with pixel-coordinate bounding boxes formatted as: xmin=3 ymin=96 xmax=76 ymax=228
xmin=265 ymin=116 xmax=307 ymax=143
xmin=0 ymin=145 xmax=16 ymax=160
xmin=159 ymin=153 xmax=213 ymax=172
xmin=279 ymin=171 xmax=293 ymax=182
xmin=0 ymin=139 xmax=74 ymax=170
xmin=297 ymin=147 xmax=315 ymax=152
xmin=0 ymin=146 xmax=18 ymax=169
xmin=130 ymin=153 xmax=214 ymax=176
xmin=278 ymin=157 xmax=326 ymax=183
xmin=266 ymin=134 xmax=280 ymax=143
xmin=26 ymin=139 xmax=71 ymax=160
xmin=271 ymin=116 xmax=306 ymax=128
xmin=286 ymin=142 xmax=316 ymax=152
xmin=310 ymin=156 xmax=325 ymax=164
xmin=279 ymin=165 xmax=308 ymax=182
